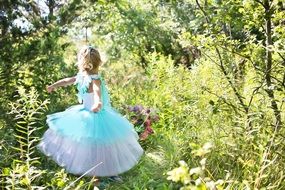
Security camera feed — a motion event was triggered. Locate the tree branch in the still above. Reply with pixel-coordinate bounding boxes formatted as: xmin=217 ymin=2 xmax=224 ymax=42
xmin=195 ymin=0 xmax=249 ymax=114
xmin=203 ymin=86 xmax=241 ymax=115
xmin=254 ymin=0 xmax=266 ymax=8
xmin=195 ymin=0 xmax=210 ymax=23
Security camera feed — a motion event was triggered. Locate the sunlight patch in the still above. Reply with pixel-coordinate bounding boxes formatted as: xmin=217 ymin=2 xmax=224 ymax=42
xmin=146 ymin=151 xmax=165 ymax=164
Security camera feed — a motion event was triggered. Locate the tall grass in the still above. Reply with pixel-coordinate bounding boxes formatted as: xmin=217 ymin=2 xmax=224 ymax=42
xmin=106 ymin=52 xmax=285 ymax=189
xmin=1 ymin=52 xmax=284 ymax=189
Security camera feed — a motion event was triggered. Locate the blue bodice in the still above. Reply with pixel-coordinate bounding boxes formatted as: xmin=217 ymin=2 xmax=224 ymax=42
xmin=74 ymin=72 xmax=111 ymax=110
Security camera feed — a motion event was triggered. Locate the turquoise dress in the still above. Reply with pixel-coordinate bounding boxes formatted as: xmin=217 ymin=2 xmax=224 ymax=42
xmin=38 ymin=73 xmax=144 ymax=177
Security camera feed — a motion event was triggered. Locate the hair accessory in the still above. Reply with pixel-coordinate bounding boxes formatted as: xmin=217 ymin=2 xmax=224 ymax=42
xmin=88 ymin=45 xmax=94 ymax=50
xmin=88 ymin=45 xmax=93 ymax=61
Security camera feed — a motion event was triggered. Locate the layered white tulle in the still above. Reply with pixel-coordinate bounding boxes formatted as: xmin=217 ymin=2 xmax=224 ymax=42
xmin=38 ymin=129 xmax=143 ymax=176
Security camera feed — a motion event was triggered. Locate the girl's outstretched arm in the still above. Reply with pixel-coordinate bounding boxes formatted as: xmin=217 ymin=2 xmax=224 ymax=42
xmin=91 ymin=80 xmax=102 ymax=112
xmin=47 ymin=76 xmax=76 ymax=93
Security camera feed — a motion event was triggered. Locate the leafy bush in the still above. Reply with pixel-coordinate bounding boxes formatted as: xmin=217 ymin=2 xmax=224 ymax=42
xmin=2 ymin=87 xmax=48 ymax=189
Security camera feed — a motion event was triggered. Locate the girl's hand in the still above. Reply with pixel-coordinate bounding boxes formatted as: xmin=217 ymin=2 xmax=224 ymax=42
xmin=47 ymin=85 xmax=55 ymax=93
xmin=91 ymin=102 xmax=102 ymax=112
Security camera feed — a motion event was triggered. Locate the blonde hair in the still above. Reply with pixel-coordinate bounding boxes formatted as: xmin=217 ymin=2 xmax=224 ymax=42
xmin=77 ymin=46 xmax=102 ymax=73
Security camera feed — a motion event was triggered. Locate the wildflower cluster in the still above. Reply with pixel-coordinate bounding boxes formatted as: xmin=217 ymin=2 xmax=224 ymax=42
xmin=125 ymin=105 xmax=159 ymax=140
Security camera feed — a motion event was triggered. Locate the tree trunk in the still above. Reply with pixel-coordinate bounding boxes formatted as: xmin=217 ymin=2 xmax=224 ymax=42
xmin=264 ymin=0 xmax=282 ymax=128
xmin=48 ymin=0 xmax=55 ymax=21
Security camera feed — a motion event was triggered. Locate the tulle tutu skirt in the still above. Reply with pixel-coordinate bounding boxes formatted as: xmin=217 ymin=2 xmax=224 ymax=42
xmin=37 ymin=105 xmax=144 ymax=177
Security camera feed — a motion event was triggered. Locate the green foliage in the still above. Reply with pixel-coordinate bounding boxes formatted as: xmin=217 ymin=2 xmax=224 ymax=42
xmin=3 ymin=161 xmax=45 ymax=189
xmin=167 ymin=143 xmax=226 ymax=190
xmin=2 ymin=87 xmax=48 ymax=189
xmin=9 ymin=87 xmax=49 ymax=164
xmin=1 ymin=0 xmax=285 ymax=189
xmin=106 ymin=52 xmax=285 ymax=189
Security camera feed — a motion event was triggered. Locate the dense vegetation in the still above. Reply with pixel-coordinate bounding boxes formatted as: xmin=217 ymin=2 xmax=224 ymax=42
xmin=1 ymin=0 xmax=284 ymax=189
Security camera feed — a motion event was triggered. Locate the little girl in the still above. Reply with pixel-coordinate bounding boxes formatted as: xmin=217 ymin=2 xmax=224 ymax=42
xmin=38 ymin=46 xmax=144 ymax=179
